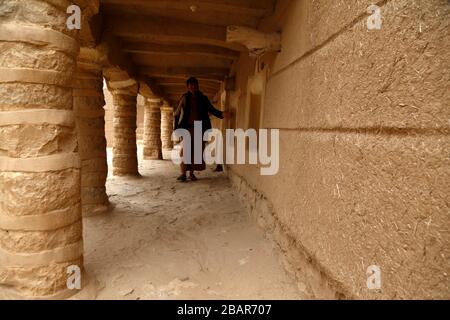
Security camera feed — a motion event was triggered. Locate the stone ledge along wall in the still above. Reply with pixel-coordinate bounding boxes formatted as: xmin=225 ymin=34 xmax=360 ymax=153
xmin=227 ymin=0 xmax=450 ymax=299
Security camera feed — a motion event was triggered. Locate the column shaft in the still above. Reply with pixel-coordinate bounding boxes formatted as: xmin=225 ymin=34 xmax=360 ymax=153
xmin=161 ymin=105 xmax=174 ymax=152
xmin=74 ymin=48 xmax=109 ymax=217
xmin=143 ymin=100 xmax=163 ymax=160
xmin=112 ymin=87 xmax=139 ymax=176
xmin=0 ymin=0 xmax=83 ymax=298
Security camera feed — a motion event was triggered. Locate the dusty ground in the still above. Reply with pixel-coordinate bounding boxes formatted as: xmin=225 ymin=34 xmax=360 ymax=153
xmin=76 ymin=147 xmax=303 ymax=300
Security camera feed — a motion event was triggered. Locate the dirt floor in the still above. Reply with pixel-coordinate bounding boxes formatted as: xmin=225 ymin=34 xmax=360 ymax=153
xmin=75 ymin=147 xmax=304 ymax=300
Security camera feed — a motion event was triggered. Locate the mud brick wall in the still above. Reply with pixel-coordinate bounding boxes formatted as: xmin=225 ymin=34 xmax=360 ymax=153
xmin=228 ymin=0 xmax=450 ymax=299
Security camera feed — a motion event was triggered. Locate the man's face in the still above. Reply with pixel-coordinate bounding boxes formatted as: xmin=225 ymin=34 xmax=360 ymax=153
xmin=188 ymin=82 xmax=199 ymax=93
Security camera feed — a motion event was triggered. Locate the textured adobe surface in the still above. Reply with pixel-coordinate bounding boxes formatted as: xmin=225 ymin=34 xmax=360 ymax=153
xmin=228 ymin=0 xmax=450 ymax=299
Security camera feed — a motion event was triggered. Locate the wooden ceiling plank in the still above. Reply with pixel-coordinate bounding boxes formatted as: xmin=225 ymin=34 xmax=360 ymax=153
xmin=106 ymin=15 xmax=246 ymax=51
xmin=123 ymin=42 xmax=239 ymax=60
xmin=101 ymin=0 xmax=274 ymax=17
xmin=140 ymin=66 xmax=229 ymax=81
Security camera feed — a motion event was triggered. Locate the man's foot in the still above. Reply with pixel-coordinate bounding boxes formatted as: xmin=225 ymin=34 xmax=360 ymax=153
xmin=177 ymin=174 xmax=187 ymax=182
xmin=189 ymin=174 xmax=198 ymax=182
xmin=213 ymin=165 xmax=223 ymax=172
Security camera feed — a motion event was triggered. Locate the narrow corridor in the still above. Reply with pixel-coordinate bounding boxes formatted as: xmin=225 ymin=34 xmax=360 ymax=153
xmin=76 ymin=148 xmax=304 ymax=300
xmin=1 ymin=0 xmax=447 ymax=301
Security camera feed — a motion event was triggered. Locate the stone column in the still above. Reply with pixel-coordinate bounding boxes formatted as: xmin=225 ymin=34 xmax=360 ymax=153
xmin=143 ymin=98 xmax=163 ymax=160
xmin=0 ymin=0 xmax=83 ymax=298
xmin=73 ymin=48 xmax=109 ymax=217
xmin=111 ymin=82 xmax=139 ymax=176
xmin=161 ymin=102 xmax=174 ymax=152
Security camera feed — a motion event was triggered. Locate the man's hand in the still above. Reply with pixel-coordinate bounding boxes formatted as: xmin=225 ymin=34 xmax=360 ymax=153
xmin=222 ymin=111 xmax=231 ymax=119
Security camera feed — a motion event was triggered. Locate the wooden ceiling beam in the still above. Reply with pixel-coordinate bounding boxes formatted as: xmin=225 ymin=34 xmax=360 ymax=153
xmin=156 ymin=82 xmax=220 ymax=91
xmin=166 ymin=93 xmax=216 ymax=102
xmin=162 ymin=87 xmax=218 ymax=95
xmin=123 ymin=42 xmax=239 ymax=60
xmin=101 ymin=0 xmax=274 ymax=17
xmin=106 ymin=15 xmax=246 ymax=51
xmin=139 ymin=66 xmax=229 ymax=81
xmin=258 ymin=0 xmax=292 ymax=32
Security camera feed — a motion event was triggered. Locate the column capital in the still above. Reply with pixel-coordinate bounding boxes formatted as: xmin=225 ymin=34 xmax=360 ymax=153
xmin=78 ymin=47 xmax=103 ymax=67
xmin=108 ymin=78 xmax=139 ymax=97
xmin=161 ymin=100 xmax=173 ymax=110
xmin=146 ymin=97 xmax=163 ymax=108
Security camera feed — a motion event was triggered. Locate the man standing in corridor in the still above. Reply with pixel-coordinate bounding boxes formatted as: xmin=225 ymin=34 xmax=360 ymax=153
xmin=174 ymin=77 xmax=228 ymax=182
